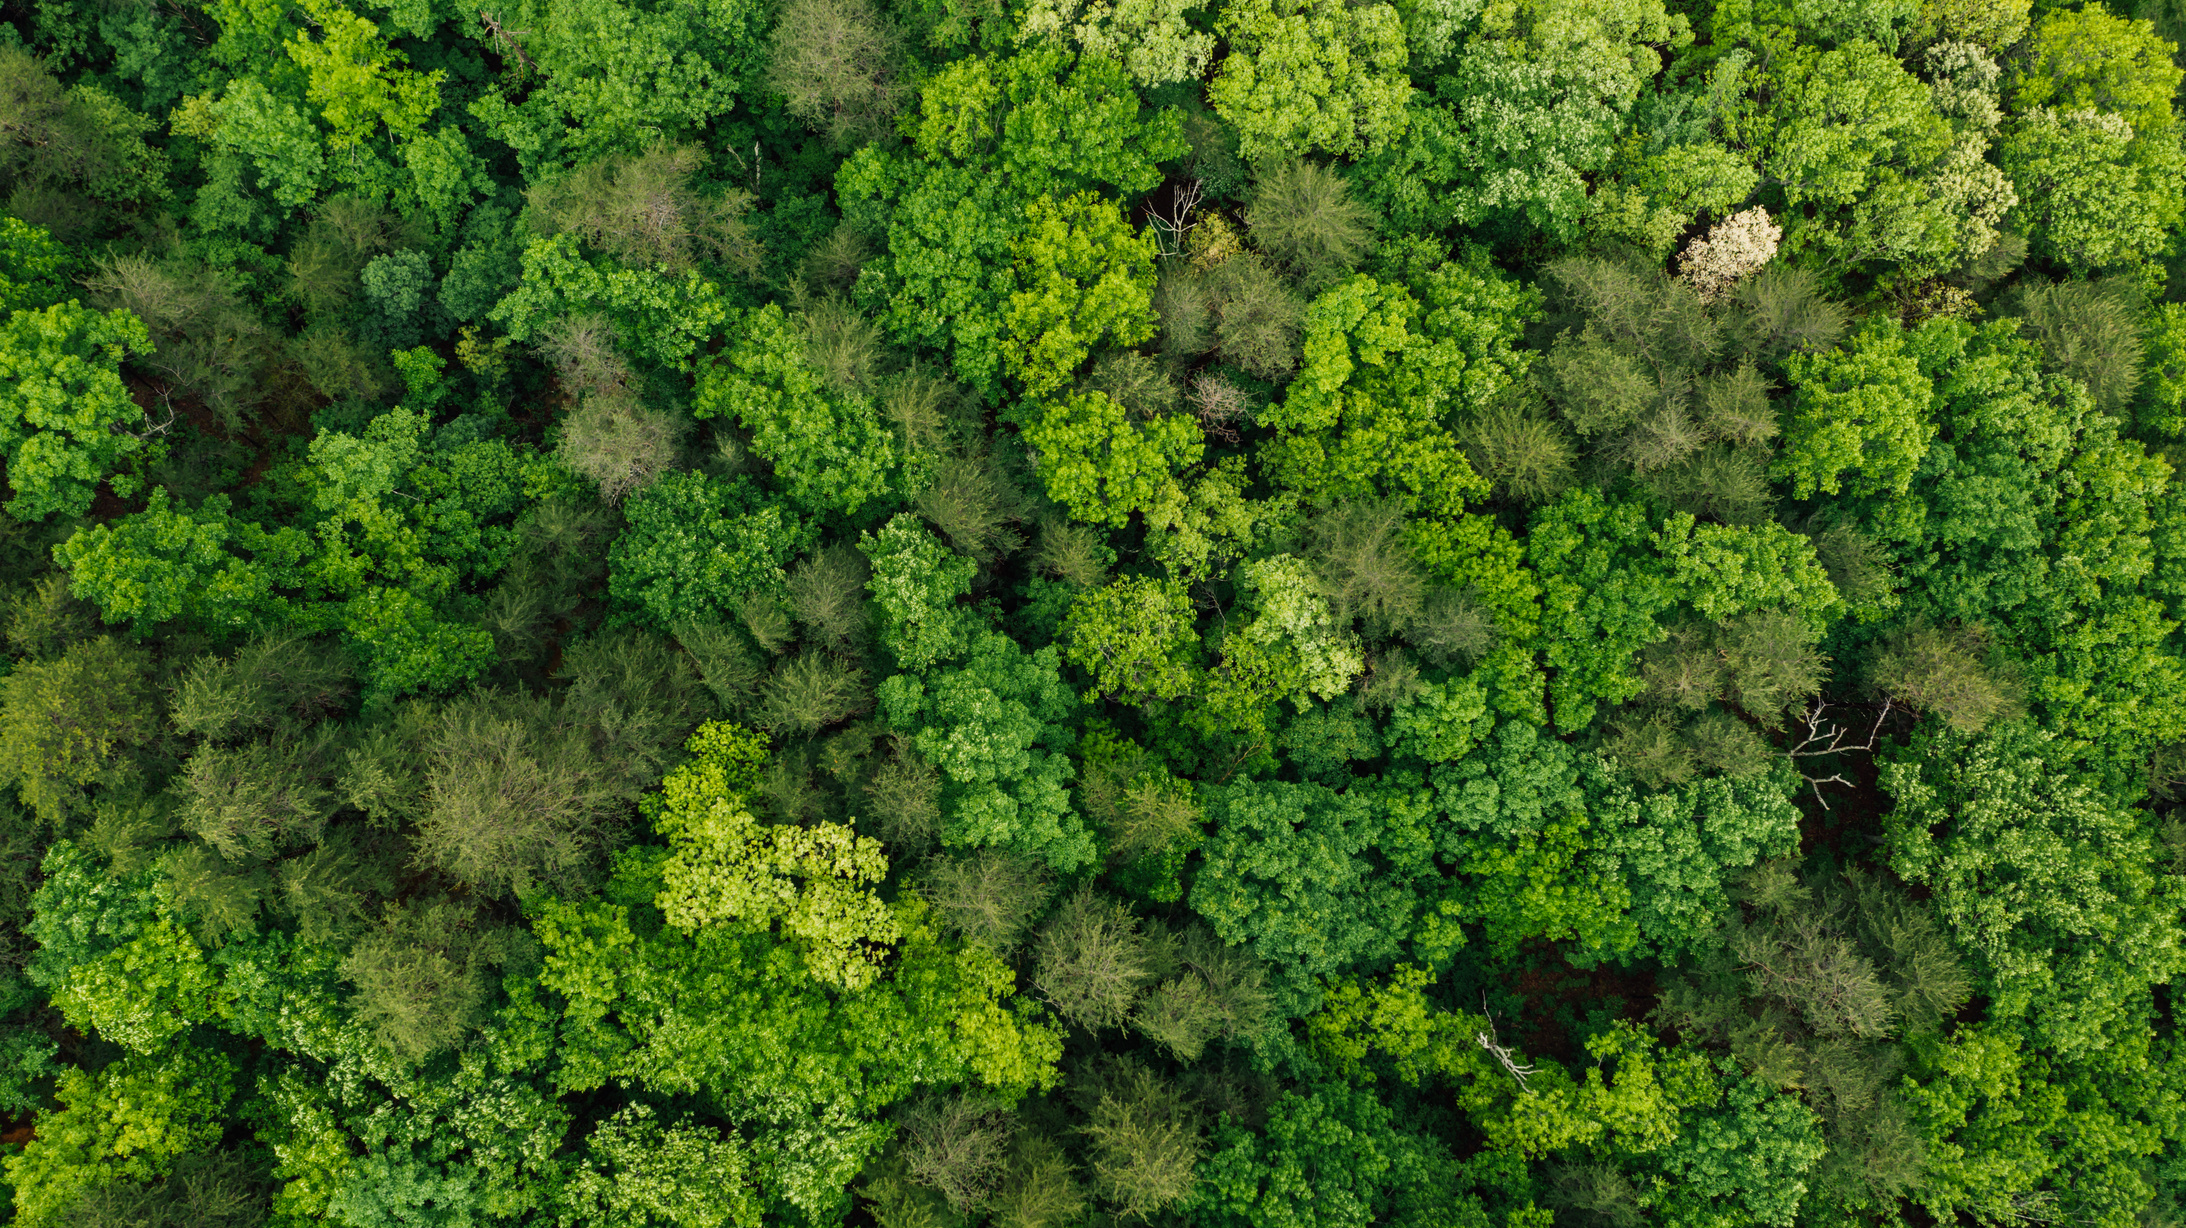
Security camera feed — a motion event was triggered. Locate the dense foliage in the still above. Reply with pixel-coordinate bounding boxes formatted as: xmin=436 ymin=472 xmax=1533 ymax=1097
xmin=1 ymin=0 xmax=2184 ymax=1222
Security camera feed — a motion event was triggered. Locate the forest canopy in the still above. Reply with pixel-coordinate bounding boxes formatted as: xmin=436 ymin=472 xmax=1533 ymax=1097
xmin=0 ymin=0 xmax=2184 ymax=1223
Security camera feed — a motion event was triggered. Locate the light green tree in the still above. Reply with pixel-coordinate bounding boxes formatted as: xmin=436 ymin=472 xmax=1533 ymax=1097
xmin=1999 ymin=106 xmax=2186 ymax=273
xmin=1062 ymin=576 xmax=1200 ymax=704
xmin=1014 ymin=0 xmax=1214 ymax=86
xmin=51 ymin=917 xmax=231 ymax=1054
xmin=0 ymin=301 xmax=153 ymax=521
xmin=1433 ymin=0 xmax=1689 ymax=243
xmin=560 ymin=1104 xmax=764 ymax=1228
xmin=694 ymin=303 xmax=898 ymax=516
xmin=1736 ymin=39 xmax=2008 ymax=274
xmin=861 ymin=514 xmax=981 ymax=670
xmin=1023 ymin=391 xmax=1204 ymax=528
xmin=3 ymin=1044 xmax=236 ymax=1225
xmin=474 ymin=0 xmax=768 ymax=159
xmin=1209 ymin=0 xmax=1411 ymax=162
xmin=1004 ymin=193 xmax=1160 ymax=399
xmin=2009 ymin=2 xmax=2181 ymax=135
xmin=285 ymin=0 xmax=442 ymax=155
xmin=1773 ymin=316 xmax=1936 ymax=500
xmin=651 ymin=722 xmax=900 ymax=990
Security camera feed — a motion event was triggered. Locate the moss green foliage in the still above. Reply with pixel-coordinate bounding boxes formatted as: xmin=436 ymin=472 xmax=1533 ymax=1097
xmin=6 ymin=0 xmax=2186 ymax=1224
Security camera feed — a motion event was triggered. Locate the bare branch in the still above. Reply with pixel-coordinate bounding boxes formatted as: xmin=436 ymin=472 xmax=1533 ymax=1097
xmin=1149 ymin=179 xmax=1205 ymax=260
xmin=478 ymin=10 xmax=536 ymax=73
xmin=1475 ymin=999 xmax=1537 ymax=1088
xmin=1784 ymin=699 xmax=1893 ymax=808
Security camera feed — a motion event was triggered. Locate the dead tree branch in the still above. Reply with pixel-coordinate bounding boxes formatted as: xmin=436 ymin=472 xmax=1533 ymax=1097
xmin=1149 ymin=179 xmax=1204 ymax=259
xmin=1475 ymin=1000 xmax=1538 ymax=1089
xmin=479 ymin=11 xmax=536 ymax=73
xmin=1784 ymin=698 xmax=1893 ymax=808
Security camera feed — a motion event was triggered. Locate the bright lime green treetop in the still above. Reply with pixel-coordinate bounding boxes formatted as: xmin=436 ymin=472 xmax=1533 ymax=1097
xmin=1209 ymin=0 xmax=1411 ymax=162
xmin=1774 ymin=316 xmax=1936 ymax=500
xmin=650 ymin=722 xmax=900 ymax=990
xmin=1005 ymin=194 xmax=1160 ymax=399
xmin=0 ymin=302 xmax=152 ymax=522
xmin=1024 ymin=391 xmax=1206 ymax=528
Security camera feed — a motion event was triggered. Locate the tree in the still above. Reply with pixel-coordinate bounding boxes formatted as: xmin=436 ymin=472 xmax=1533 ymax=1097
xmin=1033 ymin=886 xmax=1156 ymax=1029
xmin=0 ymin=47 xmax=168 ymax=209
xmin=877 ymin=631 xmax=1094 ymax=871
xmin=0 ymin=637 xmax=159 ymax=825
xmin=2009 ymin=3 xmax=2182 ymax=136
xmin=695 ymin=303 xmax=897 ymax=516
xmin=1245 ymin=160 xmax=1375 ymax=292
xmin=0 ymin=300 xmax=152 ymax=521
xmin=922 ymin=847 xmax=1053 ymax=954
xmin=1079 ymin=1062 xmax=1204 ymax=1220
xmin=1259 ymin=270 xmax=1522 ymax=516
xmin=609 ymin=472 xmax=812 ymax=629
xmin=491 ymin=235 xmax=732 ymax=370
xmin=526 ymin=143 xmax=759 ymax=277
xmin=1631 ymin=1071 xmax=1827 ymax=1228
xmin=1023 ymin=391 xmax=1204 ymax=528
xmin=904 ymin=47 xmax=1186 ymax=200
xmin=556 ymin=393 xmax=679 ymax=507
xmin=651 ymin=721 xmax=899 ymax=989
xmin=532 ymin=889 xmax=1061 ymax=1213
xmin=1232 ymin=555 xmax=1366 ymax=705
xmin=478 ymin=0 xmax=768 ymax=158
xmin=1900 ymin=1022 xmax=2182 ymax=1228
xmin=1187 ymin=1083 xmax=1472 ymax=1228
xmin=1738 ymin=39 xmax=2005 ymax=276
xmin=1880 ymin=722 xmax=2186 ymax=1057
xmin=1192 ymin=777 xmax=1430 ymax=1013
xmin=560 ymin=1104 xmax=762 ymax=1228
xmin=1430 ymin=719 xmax=1646 ymax=957
xmin=1998 ymin=106 xmax=2186 ymax=273
xmin=170 ymin=634 xmax=353 ymax=742
xmin=767 ymin=0 xmax=906 ymax=148
xmin=53 ymin=487 xmax=303 ymax=629
xmin=3 ymin=1044 xmax=236 ymax=1226
xmin=51 ymin=916 xmax=229 ymax=1054
xmin=1868 ymin=623 xmax=2022 ymax=732
xmin=1004 ymin=193 xmax=1160 ymax=399
xmin=0 ymin=217 xmax=70 ymax=316
xmin=1526 ymin=488 xmax=1682 ymax=730
xmin=1014 ymin=0 xmax=1215 ymax=87
xmin=1428 ymin=0 xmax=1689 ymax=243
xmin=410 ymin=691 xmax=631 ymax=899
xmin=2002 ymin=277 xmax=2146 ymax=415
xmin=1209 ymin=0 xmax=1410 ymax=162
xmin=284 ymin=0 xmax=443 ymax=156
xmin=860 ymin=513 xmax=980 ymax=671
xmin=1774 ymin=316 xmax=1935 ymax=500
xmin=1868 ymin=318 xmax=2185 ymax=756
xmin=1062 ymin=576 xmax=1199 ymax=703
xmin=339 ymin=898 xmax=512 ymax=1061
xmin=44 ymin=1150 xmax=271 ymax=1228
